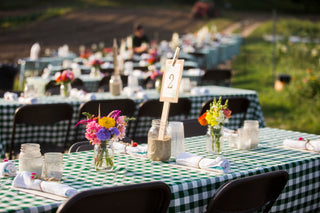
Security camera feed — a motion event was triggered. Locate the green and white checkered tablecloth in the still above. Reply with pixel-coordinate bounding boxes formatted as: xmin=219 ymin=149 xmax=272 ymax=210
xmin=0 ymin=128 xmax=319 ymax=212
xmin=0 ymin=86 xmax=265 ymax=158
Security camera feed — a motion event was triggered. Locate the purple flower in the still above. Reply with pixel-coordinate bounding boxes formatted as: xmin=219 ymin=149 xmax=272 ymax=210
xmin=109 ymin=127 xmax=120 ymax=136
xmin=96 ymin=127 xmax=111 ymax=141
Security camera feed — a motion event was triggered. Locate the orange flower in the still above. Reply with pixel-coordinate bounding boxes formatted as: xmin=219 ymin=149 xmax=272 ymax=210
xmin=307 ymin=68 xmax=312 ymax=73
xmin=198 ymin=112 xmax=208 ymax=126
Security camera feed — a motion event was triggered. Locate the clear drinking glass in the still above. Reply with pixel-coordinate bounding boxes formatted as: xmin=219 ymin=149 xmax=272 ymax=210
xmin=243 ymin=120 xmax=259 ymax=149
xmin=237 ymin=128 xmax=251 ymax=150
xmin=168 ymin=122 xmax=185 ymax=158
xmin=43 ymin=152 xmax=63 ymax=181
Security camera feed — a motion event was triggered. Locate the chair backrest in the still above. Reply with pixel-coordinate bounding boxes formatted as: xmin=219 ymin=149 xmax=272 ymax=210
xmin=9 ymin=103 xmax=74 ymax=159
xmin=201 ymin=69 xmax=232 ymax=86
xmin=131 ymin=98 xmax=191 ymax=141
xmin=71 ymin=78 xmax=86 ymax=91
xmin=45 ymin=80 xmax=60 ymax=95
xmin=200 ymin=97 xmax=250 ymax=128
xmin=98 ymin=75 xmax=128 ymax=92
xmin=56 ymin=181 xmax=171 ymax=213
xmin=98 ymin=75 xmax=111 ymax=92
xmin=74 ymin=99 xmax=136 ymax=142
xmin=68 ymin=141 xmax=93 ymax=153
xmin=182 ymin=119 xmax=207 ymax=137
xmin=206 ymin=170 xmax=289 ymax=213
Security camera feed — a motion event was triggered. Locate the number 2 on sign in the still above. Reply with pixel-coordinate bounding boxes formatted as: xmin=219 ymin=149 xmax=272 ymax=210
xmin=160 ymin=59 xmax=184 ymax=103
xmin=168 ymin=74 xmax=174 ymax=89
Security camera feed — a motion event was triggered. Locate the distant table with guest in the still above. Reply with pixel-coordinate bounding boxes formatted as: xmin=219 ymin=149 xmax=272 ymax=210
xmin=0 ymin=128 xmax=319 ymax=212
xmin=0 ymin=86 xmax=265 ymax=158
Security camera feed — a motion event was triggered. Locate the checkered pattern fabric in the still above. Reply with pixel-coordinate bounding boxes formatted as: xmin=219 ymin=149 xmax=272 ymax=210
xmin=0 ymin=86 xmax=265 ymax=158
xmin=0 ymin=128 xmax=319 ymax=212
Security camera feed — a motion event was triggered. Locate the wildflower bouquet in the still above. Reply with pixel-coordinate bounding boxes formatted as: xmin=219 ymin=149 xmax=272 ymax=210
xmin=88 ymin=59 xmax=104 ymax=69
xmin=77 ymin=110 xmax=131 ymax=170
xmin=198 ymin=97 xmax=231 ymax=154
xmin=55 ymin=70 xmax=75 ymax=85
xmin=55 ymin=70 xmax=75 ymax=97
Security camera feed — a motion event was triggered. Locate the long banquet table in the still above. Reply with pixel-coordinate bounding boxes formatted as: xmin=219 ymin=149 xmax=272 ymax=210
xmin=0 ymin=128 xmax=319 ymax=212
xmin=0 ymin=86 xmax=265 ymax=158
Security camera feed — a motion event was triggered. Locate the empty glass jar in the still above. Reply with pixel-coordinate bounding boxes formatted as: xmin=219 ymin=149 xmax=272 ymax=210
xmin=243 ymin=120 xmax=259 ymax=149
xmin=19 ymin=143 xmax=43 ymax=176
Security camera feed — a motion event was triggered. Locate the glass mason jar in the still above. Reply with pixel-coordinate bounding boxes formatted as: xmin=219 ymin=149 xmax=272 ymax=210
xmin=19 ymin=143 xmax=43 ymax=176
xmin=43 ymin=152 xmax=63 ymax=181
xmin=167 ymin=121 xmax=185 ymax=159
xmin=90 ymin=66 xmax=101 ymax=77
xmin=147 ymin=119 xmax=171 ymax=161
xmin=93 ymin=140 xmax=114 ymax=171
xmin=109 ymin=74 xmax=123 ymax=96
xmin=206 ymin=125 xmax=223 ymax=155
xmin=243 ymin=120 xmax=259 ymax=149
xmin=60 ymin=82 xmax=71 ymax=98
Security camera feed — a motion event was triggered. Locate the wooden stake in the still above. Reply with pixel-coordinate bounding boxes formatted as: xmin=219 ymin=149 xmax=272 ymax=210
xmin=172 ymin=47 xmax=180 ymax=67
xmin=158 ymin=102 xmax=170 ymax=140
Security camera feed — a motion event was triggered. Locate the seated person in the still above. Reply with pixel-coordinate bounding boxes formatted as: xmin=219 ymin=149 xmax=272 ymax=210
xmin=132 ymin=24 xmax=150 ymax=54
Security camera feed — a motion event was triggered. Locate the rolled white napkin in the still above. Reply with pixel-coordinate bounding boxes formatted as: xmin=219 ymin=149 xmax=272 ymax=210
xmin=185 ymin=68 xmax=204 ymax=76
xmin=12 ymin=172 xmax=77 ymax=197
xmin=136 ymin=91 xmax=148 ymax=100
xmin=283 ymin=139 xmax=320 ymax=152
xmin=139 ymin=60 xmax=148 ymax=67
xmin=190 ymin=87 xmax=210 ymax=95
xmin=113 ymin=142 xmax=148 ymax=158
xmin=18 ymin=97 xmax=37 ymax=104
xmin=176 ymin=152 xmax=230 ymax=173
xmin=4 ymin=92 xmax=18 ymax=101
xmin=70 ymin=89 xmax=96 ymax=101
xmin=0 ymin=161 xmax=16 ymax=177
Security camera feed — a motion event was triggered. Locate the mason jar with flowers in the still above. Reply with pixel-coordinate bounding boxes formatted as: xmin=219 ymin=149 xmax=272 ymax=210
xmin=198 ymin=97 xmax=232 ymax=154
xmin=149 ymin=69 xmax=163 ymax=93
xmin=55 ymin=70 xmax=75 ymax=97
xmin=77 ymin=110 xmax=132 ymax=171
xmin=89 ymin=59 xmax=104 ymax=77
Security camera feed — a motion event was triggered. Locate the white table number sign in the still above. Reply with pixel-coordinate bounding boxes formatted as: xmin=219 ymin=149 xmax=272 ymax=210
xmin=160 ymin=59 xmax=184 ymax=103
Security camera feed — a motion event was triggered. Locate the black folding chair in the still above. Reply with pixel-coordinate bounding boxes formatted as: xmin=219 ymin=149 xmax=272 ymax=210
xmin=74 ymin=99 xmax=136 ymax=142
xmin=132 ymin=98 xmax=191 ymax=143
xmin=206 ymin=170 xmax=289 ymax=213
xmin=45 ymin=80 xmax=60 ymax=95
xmin=68 ymin=141 xmax=93 ymax=153
xmin=182 ymin=118 xmax=207 ymax=137
xmin=200 ymin=97 xmax=250 ymax=128
xmin=9 ymin=103 xmax=73 ymax=159
xmin=200 ymin=69 xmax=232 ymax=87
xmin=56 ymin=181 xmax=171 ymax=213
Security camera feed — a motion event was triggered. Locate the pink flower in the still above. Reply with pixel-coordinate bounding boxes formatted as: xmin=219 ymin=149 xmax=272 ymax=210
xmin=85 ymin=121 xmax=101 ymax=144
xmin=298 ymin=137 xmax=304 ymax=141
xmin=116 ymin=116 xmax=126 ymax=126
xmin=117 ymin=125 xmax=126 ymax=139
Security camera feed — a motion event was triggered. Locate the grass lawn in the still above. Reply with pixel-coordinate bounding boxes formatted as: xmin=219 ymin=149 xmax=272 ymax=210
xmin=231 ymin=19 xmax=320 ymax=134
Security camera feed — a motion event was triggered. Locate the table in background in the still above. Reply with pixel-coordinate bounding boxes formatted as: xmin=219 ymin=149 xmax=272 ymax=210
xmin=0 ymin=86 xmax=265 ymax=157
xmin=0 ymin=128 xmax=319 ymax=212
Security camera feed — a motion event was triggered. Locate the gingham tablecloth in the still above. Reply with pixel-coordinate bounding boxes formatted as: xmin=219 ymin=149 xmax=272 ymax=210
xmin=0 ymin=86 xmax=265 ymax=158
xmin=0 ymin=128 xmax=319 ymax=213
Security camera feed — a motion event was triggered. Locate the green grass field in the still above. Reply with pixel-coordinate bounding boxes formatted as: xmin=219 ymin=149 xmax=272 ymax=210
xmin=231 ymin=19 xmax=320 ymax=134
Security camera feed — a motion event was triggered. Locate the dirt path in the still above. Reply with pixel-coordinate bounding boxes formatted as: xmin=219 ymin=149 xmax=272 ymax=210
xmin=0 ymin=7 xmax=208 ymax=63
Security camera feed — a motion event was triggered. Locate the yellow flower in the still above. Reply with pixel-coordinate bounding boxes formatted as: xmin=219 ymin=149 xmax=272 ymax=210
xmin=99 ymin=117 xmax=115 ymax=129
xmin=206 ymin=112 xmax=218 ymax=126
